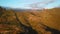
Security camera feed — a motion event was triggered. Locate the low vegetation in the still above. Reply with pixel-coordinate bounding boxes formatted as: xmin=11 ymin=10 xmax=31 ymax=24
xmin=0 ymin=6 xmax=60 ymax=34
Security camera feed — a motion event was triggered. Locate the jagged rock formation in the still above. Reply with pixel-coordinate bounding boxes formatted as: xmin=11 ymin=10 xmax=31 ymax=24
xmin=0 ymin=7 xmax=60 ymax=34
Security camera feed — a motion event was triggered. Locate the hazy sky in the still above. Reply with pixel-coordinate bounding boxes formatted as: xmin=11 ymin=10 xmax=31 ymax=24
xmin=0 ymin=0 xmax=60 ymax=9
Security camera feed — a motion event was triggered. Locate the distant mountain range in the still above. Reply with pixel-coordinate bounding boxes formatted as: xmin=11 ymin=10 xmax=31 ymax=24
xmin=0 ymin=6 xmax=60 ymax=12
xmin=0 ymin=6 xmax=60 ymax=34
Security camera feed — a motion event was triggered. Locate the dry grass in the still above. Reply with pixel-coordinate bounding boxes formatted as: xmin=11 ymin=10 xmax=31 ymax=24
xmin=0 ymin=7 xmax=60 ymax=34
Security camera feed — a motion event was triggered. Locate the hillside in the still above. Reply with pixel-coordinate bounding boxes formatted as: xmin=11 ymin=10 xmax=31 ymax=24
xmin=0 ymin=7 xmax=60 ymax=34
xmin=40 ymin=8 xmax=60 ymax=30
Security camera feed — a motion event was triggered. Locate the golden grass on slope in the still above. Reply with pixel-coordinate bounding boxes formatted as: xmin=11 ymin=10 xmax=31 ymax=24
xmin=17 ymin=8 xmax=60 ymax=34
xmin=16 ymin=11 xmax=52 ymax=34
xmin=13 ymin=8 xmax=60 ymax=34
xmin=0 ymin=7 xmax=60 ymax=34
xmin=40 ymin=8 xmax=60 ymax=30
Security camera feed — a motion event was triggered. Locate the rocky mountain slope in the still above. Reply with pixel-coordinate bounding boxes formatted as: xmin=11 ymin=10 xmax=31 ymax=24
xmin=0 ymin=7 xmax=60 ymax=34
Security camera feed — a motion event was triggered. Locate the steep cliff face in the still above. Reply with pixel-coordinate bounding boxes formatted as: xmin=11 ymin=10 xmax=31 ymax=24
xmin=0 ymin=7 xmax=60 ymax=34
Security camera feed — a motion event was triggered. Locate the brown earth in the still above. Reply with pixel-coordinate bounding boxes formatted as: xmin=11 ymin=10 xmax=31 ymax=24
xmin=0 ymin=7 xmax=60 ymax=34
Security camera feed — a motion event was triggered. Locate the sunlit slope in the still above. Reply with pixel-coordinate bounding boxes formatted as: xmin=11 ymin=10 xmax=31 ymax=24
xmin=0 ymin=7 xmax=60 ymax=34
xmin=40 ymin=8 xmax=60 ymax=30
xmin=16 ymin=8 xmax=60 ymax=34
xmin=16 ymin=11 xmax=52 ymax=34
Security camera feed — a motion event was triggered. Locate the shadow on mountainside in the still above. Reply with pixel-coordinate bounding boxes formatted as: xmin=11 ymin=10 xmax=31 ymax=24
xmin=0 ymin=6 xmax=60 ymax=34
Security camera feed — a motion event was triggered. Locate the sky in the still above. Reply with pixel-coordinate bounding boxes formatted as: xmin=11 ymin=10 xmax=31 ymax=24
xmin=0 ymin=0 xmax=60 ymax=9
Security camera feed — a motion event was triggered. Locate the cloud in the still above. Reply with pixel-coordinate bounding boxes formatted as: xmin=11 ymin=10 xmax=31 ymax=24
xmin=29 ymin=0 xmax=56 ymax=9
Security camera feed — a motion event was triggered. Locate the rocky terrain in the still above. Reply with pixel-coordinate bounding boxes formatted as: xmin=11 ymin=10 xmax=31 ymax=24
xmin=0 ymin=7 xmax=60 ymax=34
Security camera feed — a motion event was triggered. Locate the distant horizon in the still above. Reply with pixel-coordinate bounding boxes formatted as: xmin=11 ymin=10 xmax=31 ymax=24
xmin=0 ymin=0 xmax=60 ymax=9
xmin=0 ymin=5 xmax=60 ymax=10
